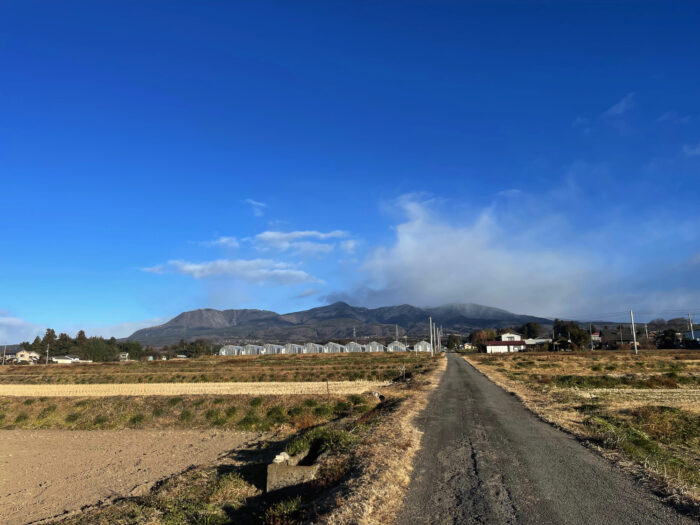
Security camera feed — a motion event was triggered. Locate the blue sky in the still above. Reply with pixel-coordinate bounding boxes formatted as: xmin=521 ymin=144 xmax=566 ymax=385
xmin=2 ymin=1 xmax=700 ymax=343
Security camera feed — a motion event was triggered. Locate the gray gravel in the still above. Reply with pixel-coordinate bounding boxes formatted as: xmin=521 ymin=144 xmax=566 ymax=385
xmin=396 ymin=352 xmax=697 ymax=525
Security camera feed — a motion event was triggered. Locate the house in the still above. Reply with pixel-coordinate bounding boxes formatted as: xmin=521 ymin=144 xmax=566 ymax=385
xmin=304 ymin=343 xmax=324 ymax=354
xmin=413 ymin=341 xmax=431 ymax=352
xmin=219 ymin=345 xmax=244 ymax=356
xmin=119 ymin=352 xmax=130 ymax=361
xmin=365 ymin=341 xmax=385 ymax=352
xmin=283 ymin=343 xmax=304 ymax=354
xmin=345 ymin=342 xmax=362 ymax=353
xmin=500 ymin=332 xmax=522 ymax=342
xmin=324 ymin=342 xmax=345 ymax=353
xmin=591 ymin=332 xmax=602 ymax=343
xmin=524 ymin=337 xmax=552 ymax=347
xmin=485 ymin=341 xmax=526 ymax=353
xmin=51 ymin=354 xmax=81 ymax=364
xmin=387 ymin=341 xmax=406 ymax=352
xmin=16 ymin=350 xmax=41 ymax=364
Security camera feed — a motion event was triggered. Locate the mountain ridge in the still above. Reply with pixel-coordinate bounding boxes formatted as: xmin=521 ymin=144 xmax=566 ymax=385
xmin=127 ymin=301 xmax=553 ymax=346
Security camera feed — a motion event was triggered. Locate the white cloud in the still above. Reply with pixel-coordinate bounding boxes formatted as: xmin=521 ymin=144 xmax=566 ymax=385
xmin=0 ymin=314 xmax=44 ymax=345
xmin=254 ymin=230 xmax=349 ymax=256
xmin=143 ymin=258 xmax=321 ymax=285
xmin=340 ymin=240 xmax=358 ymax=254
xmin=683 ymin=142 xmax=700 ymax=157
xmin=245 ymin=198 xmax=267 ymax=217
xmin=602 ymin=92 xmax=635 ymax=117
xmin=203 ymin=236 xmax=239 ymax=248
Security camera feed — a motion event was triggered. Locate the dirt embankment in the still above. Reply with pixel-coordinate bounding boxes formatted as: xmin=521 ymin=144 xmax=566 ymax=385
xmin=0 ymin=429 xmax=261 ymax=525
xmin=0 ymin=381 xmax=390 ymax=398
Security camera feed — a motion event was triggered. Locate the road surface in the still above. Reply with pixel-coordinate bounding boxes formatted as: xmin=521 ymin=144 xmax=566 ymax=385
xmin=397 ymin=352 xmax=695 ymax=525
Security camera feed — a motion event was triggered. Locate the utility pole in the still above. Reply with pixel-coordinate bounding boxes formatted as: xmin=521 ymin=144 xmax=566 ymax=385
xmin=689 ymin=313 xmax=695 ymax=340
xmin=2 ymin=346 xmax=6 ymax=366
xmin=45 ymin=344 xmax=50 ymax=365
xmin=395 ymin=324 xmax=399 ymax=341
xmin=589 ymin=323 xmax=593 ymax=350
xmin=429 ymin=317 xmax=434 ymax=357
xmin=645 ymin=324 xmax=649 ymax=342
xmin=353 ymin=326 xmax=356 ymax=340
xmin=630 ymin=310 xmax=638 ymax=355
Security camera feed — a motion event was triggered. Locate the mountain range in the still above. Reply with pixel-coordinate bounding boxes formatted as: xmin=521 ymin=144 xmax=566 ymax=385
xmin=127 ymin=302 xmax=553 ymax=346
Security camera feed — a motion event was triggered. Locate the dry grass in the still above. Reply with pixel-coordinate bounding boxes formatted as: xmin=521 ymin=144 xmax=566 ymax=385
xmin=0 ymin=353 xmax=437 ymax=385
xmin=321 ymin=356 xmax=447 ymax=524
xmin=464 ymin=351 xmax=700 ymax=509
xmin=0 ymin=380 xmax=390 ymax=397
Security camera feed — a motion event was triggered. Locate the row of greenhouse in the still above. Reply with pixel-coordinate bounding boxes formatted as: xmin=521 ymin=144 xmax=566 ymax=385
xmin=218 ymin=340 xmax=434 ymax=356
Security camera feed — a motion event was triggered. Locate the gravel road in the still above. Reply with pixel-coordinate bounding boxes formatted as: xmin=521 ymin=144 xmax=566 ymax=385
xmin=396 ymin=352 xmax=695 ymax=525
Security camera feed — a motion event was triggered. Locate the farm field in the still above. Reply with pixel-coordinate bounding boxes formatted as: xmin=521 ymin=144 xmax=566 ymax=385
xmin=0 ymin=352 xmax=434 ymax=384
xmin=464 ymin=350 xmax=700 ymax=503
xmin=1 ymin=353 xmax=444 ymax=524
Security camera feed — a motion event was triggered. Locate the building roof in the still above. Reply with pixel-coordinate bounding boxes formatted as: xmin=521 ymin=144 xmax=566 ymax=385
xmin=486 ymin=341 xmax=526 ymax=346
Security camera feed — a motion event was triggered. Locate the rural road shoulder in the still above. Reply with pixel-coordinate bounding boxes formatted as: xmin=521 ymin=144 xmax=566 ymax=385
xmin=396 ymin=352 xmax=695 ymax=525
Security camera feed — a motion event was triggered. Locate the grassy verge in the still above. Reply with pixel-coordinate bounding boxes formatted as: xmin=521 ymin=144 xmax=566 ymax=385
xmin=464 ymin=351 xmax=700 ymax=512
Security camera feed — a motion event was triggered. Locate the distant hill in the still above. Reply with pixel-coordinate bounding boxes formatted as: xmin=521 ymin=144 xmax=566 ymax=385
xmin=127 ymin=301 xmax=553 ymax=346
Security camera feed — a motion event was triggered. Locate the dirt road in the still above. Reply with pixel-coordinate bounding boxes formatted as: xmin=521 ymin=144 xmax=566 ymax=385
xmin=0 ymin=429 xmax=259 ymax=525
xmin=396 ymin=352 xmax=695 ymax=525
xmin=0 ymin=380 xmax=388 ymax=397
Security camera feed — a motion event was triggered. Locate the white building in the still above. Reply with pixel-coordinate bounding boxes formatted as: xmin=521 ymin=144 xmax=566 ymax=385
xmin=500 ymin=332 xmax=522 ymax=341
xmin=524 ymin=338 xmax=552 ymax=347
xmin=345 ymin=342 xmax=363 ymax=353
xmin=51 ymin=354 xmax=81 ymax=364
xmin=16 ymin=350 xmax=41 ymax=363
xmin=365 ymin=341 xmax=386 ymax=352
xmin=485 ymin=341 xmax=526 ymax=353
xmin=413 ymin=341 xmax=431 ymax=352
xmin=324 ymin=342 xmax=345 ymax=353
xmin=387 ymin=341 xmax=406 ymax=352
xmin=283 ymin=343 xmax=304 ymax=354
xmin=304 ymin=343 xmax=324 ymax=354
xmin=219 ymin=345 xmax=244 ymax=356
xmin=243 ymin=344 xmax=263 ymax=355
xmin=263 ymin=344 xmax=284 ymax=355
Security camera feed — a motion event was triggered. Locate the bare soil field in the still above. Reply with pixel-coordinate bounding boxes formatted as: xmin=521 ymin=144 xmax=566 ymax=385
xmin=0 ymin=353 xmax=435 ymax=385
xmin=0 ymin=429 xmax=261 ymax=525
xmin=0 ymin=380 xmax=389 ymax=397
xmin=464 ymin=350 xmax=700 ymax=506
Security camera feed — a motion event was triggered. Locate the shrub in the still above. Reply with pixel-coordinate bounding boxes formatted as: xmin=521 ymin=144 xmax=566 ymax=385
xmin=313 ymin=405 xmax=333 ymax=418
xmin=264 ymin=496 xmax=302 ymax=524
xmin=15 ymin=412 xmax=29 ymax=424
xmin=347 ymin=394 xmax=365 ymax=406
xmin=249 ymin=396 xmax=263 ymax=408
xmin=23 ymin=398 xmax=35 ymax=405
xmin=128 ymin=413 xmax=145 ymax=426
xmin=237 ymin=410 xmax=260 ymax=430
xmin=287 ymin=405 xmax=304 ymax=417
xmin=225 ymin=405 xmax=238 ymax=418
xmin=193 ymin=399 xmax=206 ymax=407
xmin=205 ymin=409 xmax=220 ymax=421
xmin=266 ymin=406 xmax=288 ymax=425
xmin=168 ymin=397 xmax=183 ymax=406
xmin=333 ymin=401 xmax=351 ymax=416
xmin=179 ymin=409 xmax=193 ymax=422
xmin=286 ymin=427 xmax=358 ymax=457
xmin=152 ymin=406 xmax=164 ymax=417
xmin=65 ymin=413 xmax=80 ymax=423
xmin=93 ymin=415 xmax=108 ymax=426
xmin=302 ymin=398 xmax=317 ymax=408
xmin=39 ymin=405 xmax=57 ymax=418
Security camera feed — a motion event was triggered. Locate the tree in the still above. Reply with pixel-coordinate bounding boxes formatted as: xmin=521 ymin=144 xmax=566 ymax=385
xmin=519 ymin=322 xmax=541 ymax=339
xmin=75 ymin=330 xmax=88 ymax=347
xmin=553 ymin=319 xmax=590 ymax=350
xmin=56 ymin=333 xmax=72 ymax=354
xmin=42 ymin=328 xmax=57 ymax=349
xmin=656 ymin=329 xmax=677 ymax=349
xmin=30 ymin=336 xmax=43 ymax=352
xmin=447 ymin=334 xmax=461 ymax=349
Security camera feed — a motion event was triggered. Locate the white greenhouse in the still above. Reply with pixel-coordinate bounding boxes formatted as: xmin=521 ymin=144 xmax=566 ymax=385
xmin=219 ymin=345 xmax=244 ymax=356
xmin=263 ymin=344 xmax=284 ymax=355
xmin=387 ymin=341 xmax=406 ymax=352
xmin=345 ymin=341 xmax=363 ymax=352
xmin=413 ymin=341 xmax=431 ymax=353
xmin=365 ymin=341 xmax=386 ymax=352
xmin=304 ymin=343 xmax=324 ymax=354
xmin=243 ymin=344 xmax=263 ymax=355
xmin=283 ymin=343 xmax=304 ymax=354
xmin=324 ymin=342 xmax=345 ymax=353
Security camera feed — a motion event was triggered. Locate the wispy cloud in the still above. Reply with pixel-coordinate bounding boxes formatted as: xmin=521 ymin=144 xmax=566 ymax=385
xmin=340 ymin=240 xmax=358 ymax=254
xmin=254 ymin=230 xmax=349 ymax=256
xmin=244 ymin=198 xmax=267 ymax=217
xmin=202 ymin=236 xmax=239 ymax=248
xmin=602 ymin=92 xmax=635 ymax=117
xmin=683 ymin=142 xmax=700 ymax=157
xmin=657 ymin=111 xmax=691 ymax=124
xmin=143 ymin=258 xmax=321 ymax=285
